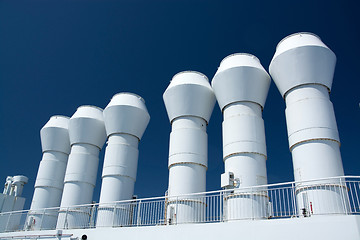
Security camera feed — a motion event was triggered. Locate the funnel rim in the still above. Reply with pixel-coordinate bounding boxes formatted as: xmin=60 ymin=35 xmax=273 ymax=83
xmin=219 ymin=53 xmax=260 ymax=66
xmin=77 ymin=105 xmax=104 ymax=111
xmin=112 ymin=92 xmax=145 ymax=103
xmin=276 ymin=32 xmax=321 ymax=50
xmin=171 ymin=71 xmax=209 ymax=82
xmin=50 ymin=115 xmax=70 ymax=120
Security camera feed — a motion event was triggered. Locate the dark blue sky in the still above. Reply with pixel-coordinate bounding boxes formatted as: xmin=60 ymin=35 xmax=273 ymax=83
xmin=0 ymin=0 xmax=359 ymax=210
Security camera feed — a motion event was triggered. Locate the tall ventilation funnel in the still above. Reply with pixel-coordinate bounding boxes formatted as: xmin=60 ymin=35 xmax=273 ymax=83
xmin=269 ymin=32 xmax=349 ymax=215
xmin=57 ymin=106 xmax=106 ymax=229
xmin=163 ymin=71 xmax=216 ymax=224
xmin=212 ymin=53 xmax=270 ymax=220
xmin=28 ymin=116 xmax=70 ymax=230
xmin=96 ymin=93 xmax=150 ymax=227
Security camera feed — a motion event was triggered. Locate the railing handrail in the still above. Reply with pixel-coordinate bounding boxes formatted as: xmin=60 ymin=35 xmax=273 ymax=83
xmin=1 ymin=176 xmax=360 ymax=233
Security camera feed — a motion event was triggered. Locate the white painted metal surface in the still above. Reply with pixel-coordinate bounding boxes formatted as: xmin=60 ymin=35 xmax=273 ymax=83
xmin=2 ymin=177 xmax=12 ymax=195
xmin=0 ymin=194 xmax=26 ymax=232
xmin=27 ymin=116 xmax=70 ymax=230
xmin=212 ymin=53 xmax=270 ymax=220
xmin=163 ymin=71 xmax=216 ymax=223
xmin=57 ymin=106 xmax=106 ymax=229
xmin=2 ymin=176 xmax=28 ymax=198
xmin=0 ymin=194 xmax=26 ymax=213
xmin=0 ymin=175 xmax=27 ymax=232
xmin=96 ymin=93 xmax=150 ymax=227
xmin=269 ymin=32 xmax=347 ymax=215
xmin=10 ymin=176 xmax=28 ymax=198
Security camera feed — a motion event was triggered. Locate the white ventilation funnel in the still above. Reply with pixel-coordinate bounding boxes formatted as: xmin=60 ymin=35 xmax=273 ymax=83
xmin=0 ymin=175 xmax=27 ymax=231
xmin=163 ymin=71 xmax=216 ymax=224
xmin=212 ymin=53 xmax=270 ymax=220
xmin=10 ymin=175 xmax=28 ymax=197
xmin=269 ymin=32 xmax=348 ymax=215
xmin=57 ymin=106 xmax=106 ymax=229
xmin=28 ymin=115 xmax=70 ymax=230
xmin=96 ymin=93 xmax=150 ymax=227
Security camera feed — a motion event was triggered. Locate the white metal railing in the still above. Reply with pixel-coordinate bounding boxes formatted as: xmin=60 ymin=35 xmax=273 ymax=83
xmin=0 ymin=176 xmax=359 ymax=233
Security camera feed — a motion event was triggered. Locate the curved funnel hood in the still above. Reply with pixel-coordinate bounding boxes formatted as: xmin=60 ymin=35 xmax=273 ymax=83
xmin=69 ymin=105 xmax=107 ymax=149
xmin=212 ymin=53 xmax=270 ymax=110
xmin=40 ymin=115 xmax=71 ymax=154
xmin=163 ymin=71 xmax=216 ymax=124
xmin=269 ymin=32 xmax=336 ymax=97
xmin=103 ymin=93 xmax=150 ymax=140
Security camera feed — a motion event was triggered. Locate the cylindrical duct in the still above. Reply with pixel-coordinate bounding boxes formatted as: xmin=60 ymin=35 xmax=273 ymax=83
xmin=57 ymin=106 xmax=106 ymax=229
xmin=96 ymin=93 xmax=150 ymax=227
xmin=163 ymin=71 xmax=216 ymax=224
xmin=3 ymin=176 xmax=13 ymax=195
xmin=212 ymin=53 xmax=271 ymax=220
xmin=27 ymin=116 xmax=70 ymax=230
xmin=269 ymin=32 xmax=349 ymax=215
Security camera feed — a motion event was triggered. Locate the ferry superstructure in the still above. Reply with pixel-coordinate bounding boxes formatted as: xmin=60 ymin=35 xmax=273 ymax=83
xmin=0 ymin=32 xmax=359 ymax=240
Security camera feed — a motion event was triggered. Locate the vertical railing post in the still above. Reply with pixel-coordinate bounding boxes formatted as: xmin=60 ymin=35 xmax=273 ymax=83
xmin=5 ymin=212 xmax=12 ymax=232
xmin=89 ymin=203 xmax=96 ymax=228
xmin=291 ymin=183 xmax=297 ymax=216
xmin=220 ymin=191 xmax=223 ymax=222
xmin=354 ymin=181 xmax=360 ymax=214
xmin=339 ymin=177 xmax=348 ymax=214
xmin=175 ymin=196 xmax=178 ymax=225
xmin=136 ymin=200 xmax=141 ymax=226
xmin=291 ymin=182 xmax=297 ymax=217
xmin=251 ymin=187 xmax=254 ymax=220
xmin=39 ymin=208 xmax=46 ymax=230
xmin=112 ymin=204 xmax=117 ymax=227
xmin=63 ymin=207 xmax=69 ymax=229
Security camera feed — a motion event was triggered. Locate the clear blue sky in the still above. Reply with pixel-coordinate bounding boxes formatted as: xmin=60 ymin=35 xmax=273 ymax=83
xmin=0 ymin=0 xmax=359 ymax=210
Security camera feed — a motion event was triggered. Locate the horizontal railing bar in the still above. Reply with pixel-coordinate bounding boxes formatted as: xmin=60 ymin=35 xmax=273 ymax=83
xmin=0 ymin=176 xmax=359 ymax=234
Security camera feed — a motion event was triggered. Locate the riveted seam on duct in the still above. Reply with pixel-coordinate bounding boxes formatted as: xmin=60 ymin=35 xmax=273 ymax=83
xmin=170 ymin=115 xmax=208 ymax=125
xmin=223 ymin=152 xmax=267 ymax=161
xmin=101 ymin=174 xmax=136 ymax=181
xmin=222 ymin=101 xmax=264 ymax=113
xmin=107 ymin=133 xmax=140 ymax=141
xmin=168 ymin=162 xmax=208 ymax=169
xmin=289 ymin=138 xmax=341 ymax=151
xmin=283 ymin=83 xmax=331 ymax=99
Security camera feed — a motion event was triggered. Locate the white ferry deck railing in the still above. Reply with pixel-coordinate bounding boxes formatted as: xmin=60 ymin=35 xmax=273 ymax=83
xmin=0 ymin=176 xmax=359 ymax=233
